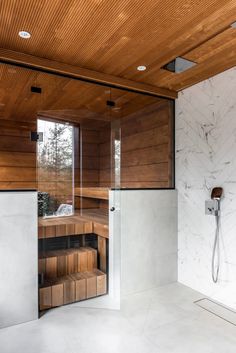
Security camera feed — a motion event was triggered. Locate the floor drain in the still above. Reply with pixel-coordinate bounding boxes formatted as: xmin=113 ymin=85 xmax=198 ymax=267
xmin=195 ymin=298 xmax=236 ymax=326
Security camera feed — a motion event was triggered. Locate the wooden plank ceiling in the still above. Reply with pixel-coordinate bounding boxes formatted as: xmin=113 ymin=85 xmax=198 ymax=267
xmin=0 ymin=62 xmax=162 ymax=124
xmin=0 ymin=0 xmax=236 ymax=93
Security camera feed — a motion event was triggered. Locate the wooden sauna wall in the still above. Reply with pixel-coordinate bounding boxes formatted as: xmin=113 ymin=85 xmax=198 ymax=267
xmin=120 ymin=100 xmax=174 ymax=188
xmin=0 ymin=100 xmax=174 ymax=192
xmin=76 ymin=98 xmax=174 ymax=206
xmin=75 ymin=126 xmax=100 ymax=210
xmin=0 ymin=119 xmax=37 ymax=189
xmin=75 ymin=121 xmax=112 ymax=211
xmin=96 ymin=99 xmax=174 ymax=189
xmin=99 ymin=125 xmax=111 ymax=188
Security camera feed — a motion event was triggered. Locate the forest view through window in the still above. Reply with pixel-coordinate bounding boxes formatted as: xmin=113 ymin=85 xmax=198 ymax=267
xmin=37 ymin=119 xmax=74 ymax=218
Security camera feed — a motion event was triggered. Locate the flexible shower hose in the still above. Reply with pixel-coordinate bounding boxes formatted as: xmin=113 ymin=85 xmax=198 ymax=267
xmin=212 ymin=212 xmax=220 ymax=283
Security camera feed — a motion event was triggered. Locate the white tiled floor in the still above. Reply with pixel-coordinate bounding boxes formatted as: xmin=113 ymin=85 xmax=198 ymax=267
xmin=1 ymin=283 xmax=236 ymax=353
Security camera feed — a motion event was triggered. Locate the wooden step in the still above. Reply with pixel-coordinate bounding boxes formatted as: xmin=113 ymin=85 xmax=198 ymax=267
xmin=39 ymin=247 xmax=97 ymax=279
xmin=39 ymin=270 xmax=107 ymax=311
xmin=38 ymin=209 xmax=109 ymax=239
xmin=38 ymin=216 xmax=93 ymax=239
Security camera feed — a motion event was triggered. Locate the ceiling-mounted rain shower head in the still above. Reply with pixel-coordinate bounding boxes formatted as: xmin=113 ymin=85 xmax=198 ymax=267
xmin=231 ymin=21 xmax=236 ymax=29
xmin=211 ymin=187 xmax=223 ymax=200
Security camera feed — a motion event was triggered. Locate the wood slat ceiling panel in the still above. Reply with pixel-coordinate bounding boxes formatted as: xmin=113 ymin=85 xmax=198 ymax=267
xmin=0 ymin=0 xmax=236 ymax=92
xmin=0 ymin=63 xmax=166 ymax=124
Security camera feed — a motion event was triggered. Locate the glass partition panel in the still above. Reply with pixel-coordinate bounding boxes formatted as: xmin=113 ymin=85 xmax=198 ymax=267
xmin=110 ymin=88 xmax=175 ymax=189
xmin=37 ymin=119 xmax=74 ymax=217
xmin=111 ymin=119 xmax=121 ymax=189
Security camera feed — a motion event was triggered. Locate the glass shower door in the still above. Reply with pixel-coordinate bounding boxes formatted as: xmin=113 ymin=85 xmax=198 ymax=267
xmin=37 ymin=119 xmax=74 ymax=218
xmin=108 ymin=108 xmax=121 ymax=307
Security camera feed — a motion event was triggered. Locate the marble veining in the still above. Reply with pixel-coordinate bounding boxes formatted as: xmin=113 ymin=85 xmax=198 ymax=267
xmin=176 ymin=67 xmax=236 ymax=310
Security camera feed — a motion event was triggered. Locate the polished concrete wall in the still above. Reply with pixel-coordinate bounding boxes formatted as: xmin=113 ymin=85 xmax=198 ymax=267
xmin=120 ymin=190 xmax=178 ymax=296
xmin=0 ymin=191 xmax=38 ymax=328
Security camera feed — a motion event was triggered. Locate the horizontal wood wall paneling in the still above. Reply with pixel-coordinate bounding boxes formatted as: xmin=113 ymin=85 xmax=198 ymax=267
xmin=122 ymin=163 xmax=169 ymax=182
xmin=120 ymin=102 xmax=170 ymax=137
xmin=81 ymin=129 xmax=100 ymax=143
xmin=82 ymin=143 xmax=100 ymax=157
xmin=77 ymin=125 xmax=102 ymax=211
xmin=99 ymin=156 xmax=110 ymax=170
xmin=121 ymin=145 xmax=169 ymax=167
xmin=99 ymin=141 xmax=111 ymax=157
xmin=99 ymin=127 xmax=111 ymax=189
xmin=99 ymin=200 xmax=108 ymax=209
xmin=120 ymin=100 xmax=173 ymax=188
xmin=0 ymin=119 xmax=36 ymax=189
xmin=0 ymin=167 xmax=36 ymax=182
xmin=76 ymin=170 xmax=100 ymax=183
xmin=122 ymin=125 xmax=169 ymax=152
xmin=0 ymin=71 xmax=173 ymax=192
xmin=0 ymin=151 xmax=35 ymax=167
xmin=0 ymin=181 xmax=37 ymax=189
xmin=0 ymin=119 xmax=36 ymax=131
xmin=75 ymin=197 xmax=100 ymax=210
xmin=0 ymin=136 xmax=35 ymax=152
xmin=99 ymin=165 xmax=169 ymax=183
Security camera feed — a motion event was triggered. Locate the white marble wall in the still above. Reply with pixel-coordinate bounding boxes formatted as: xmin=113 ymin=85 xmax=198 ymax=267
xmin=176 ymin=67 xmax=236 ymax=309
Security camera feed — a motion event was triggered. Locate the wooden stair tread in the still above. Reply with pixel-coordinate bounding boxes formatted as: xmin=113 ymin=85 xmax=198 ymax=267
xmin=41 ymin=269 xmax=105 ymax=287
xmin=38 ymin=209 xmax=108 ymax=238
xmin=39 ymin=269 xmax=107 ymax=310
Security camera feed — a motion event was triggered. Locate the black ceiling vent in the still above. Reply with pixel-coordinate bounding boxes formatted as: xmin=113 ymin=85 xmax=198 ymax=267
xmin=31 ymin=86 xmax=42 ymax=94
xmin=106 ymin=100 xmax=115 ymax=107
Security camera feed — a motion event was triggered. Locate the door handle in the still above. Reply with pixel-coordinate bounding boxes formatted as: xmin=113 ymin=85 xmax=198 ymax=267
xmin=110 ymin=207 xmax=115 ymax=212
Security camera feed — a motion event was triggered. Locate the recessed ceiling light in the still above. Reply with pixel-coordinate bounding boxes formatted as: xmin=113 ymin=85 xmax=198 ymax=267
xmin=137 ymin=65 xmax=147 ymax=71
xmin=18 ymin=30 xmax=31 ymax=39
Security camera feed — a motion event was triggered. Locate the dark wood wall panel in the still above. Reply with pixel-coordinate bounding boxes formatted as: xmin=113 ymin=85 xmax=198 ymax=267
xmin=0 ymin=87 xmax=173 ymax=193
xmin=99 ymin=126 xmax=111 ymax=189
xmin=75 ymin=126 xmax=101 ymax=210
xmin=122 ymin=145 xmax=169 ymax=167
xmin=0 ymin=119 xmax=36 ymax=190
xmin=120 ymin=100 xmax=174 ymax=188
xmin=78 ymin=127 xmax=100 ymax=188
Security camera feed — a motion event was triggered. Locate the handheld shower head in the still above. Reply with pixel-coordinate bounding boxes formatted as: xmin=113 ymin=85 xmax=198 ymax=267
xmin=211 ymin=187 xmax=223 ymax=200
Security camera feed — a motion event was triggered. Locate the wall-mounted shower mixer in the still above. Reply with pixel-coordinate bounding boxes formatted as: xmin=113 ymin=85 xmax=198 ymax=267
xmin=205 ymin=187 xmax=223 ymax=283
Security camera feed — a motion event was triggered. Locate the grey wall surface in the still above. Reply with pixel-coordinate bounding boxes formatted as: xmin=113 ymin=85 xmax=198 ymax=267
xmin=120 ymin=190 xmax=177 ymax=296
xmin=0 ymin=191 xmax=38 ymax=328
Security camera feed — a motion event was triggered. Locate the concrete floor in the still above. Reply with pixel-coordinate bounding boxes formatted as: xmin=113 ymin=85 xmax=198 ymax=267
xmin=0 ymin=283 xmax=236 ymax=353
